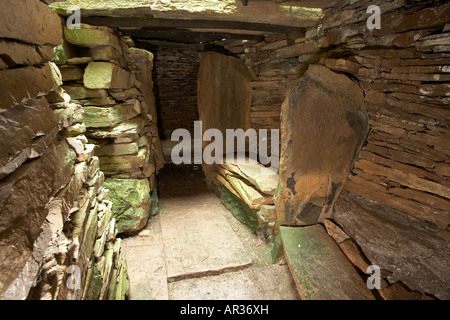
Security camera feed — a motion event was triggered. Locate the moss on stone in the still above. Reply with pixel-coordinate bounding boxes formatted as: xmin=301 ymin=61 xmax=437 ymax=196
xmin=102 ymin=178 xmax=151 ymax=234
xmin=219 ymin=187 xmax=259 ymax=231
xmin=86 ymin=262 xmax=103 ymax=300
xmin=64 ymin=26 xmax=115 ymax=48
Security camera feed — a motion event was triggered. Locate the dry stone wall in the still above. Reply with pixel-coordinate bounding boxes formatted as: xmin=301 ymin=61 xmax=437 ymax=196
xmin=56 ymin=23 xmax=164 ymax=235
xmin=224 ymin=0 xmax=450 ymax=300
xmin=151 ymin=44 xmax=201 ymax=140
xmin=0 ymin=0 xmax=130 ymax=300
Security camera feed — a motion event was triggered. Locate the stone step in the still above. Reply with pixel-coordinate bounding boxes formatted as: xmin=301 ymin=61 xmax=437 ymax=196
xmin=279 ymin=224 xmax=375 ymax=300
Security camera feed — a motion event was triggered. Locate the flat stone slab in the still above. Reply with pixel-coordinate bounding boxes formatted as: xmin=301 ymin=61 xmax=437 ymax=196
xmin=223 ymin=162 xmax=279 ymax=196
xmin=280 ymin=224 xmax=375 ymax=300
xmin=168 ymin=264 xmax=298 ymax=300
xmin=160 ymin=191 xmax=252 ymax=281
xmin=122 ymin=215 xmax=168 ymax=300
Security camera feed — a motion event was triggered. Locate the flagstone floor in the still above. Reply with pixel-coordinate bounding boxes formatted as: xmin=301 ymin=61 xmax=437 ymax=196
xmin=122 ymin=164 xmax=299 ymax=300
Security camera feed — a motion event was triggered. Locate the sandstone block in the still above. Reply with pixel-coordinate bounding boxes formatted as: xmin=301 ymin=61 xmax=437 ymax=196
xmin=99 ymin=148 xmax=147 ymax=174
xmin=0 ymin=141 xmax=75 ymax=297
xmin=64 ymin=24 xmax=119 ymax=48
xmin=102 ymin=178 xmax=151 ymax=234
xmin=86 ymin=116 xmax=147 ymax=140
xmin=53 ymin=40 xmax=77 ymax=65
xmin=84 ymin=62 xmax=135 ymax=90
xmin=0 ymin=0 xmax=62 ymax=46
xmin=279 ymin=225 xmax=374 ymax=300
xmin=0 ymin=63 xmax=58 ymax=112
xmin=59 ymin=65 xmax=84 ymax=82
xmin=0 ymin=40 xmax=53 ymax=69
xmin=83 ymin=104 xmax=140 ymax=128
xmin=0 ymin=97 xmax=58 ymax=179
xmin=63 ymin=85 xmax=109 ymax=100
xmin=96 ymin=142 xmax=139 ymax=157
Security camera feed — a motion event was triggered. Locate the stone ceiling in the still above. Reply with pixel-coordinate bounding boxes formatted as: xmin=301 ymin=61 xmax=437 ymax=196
xmin=50 ymin=0 xmax=324 ymax=30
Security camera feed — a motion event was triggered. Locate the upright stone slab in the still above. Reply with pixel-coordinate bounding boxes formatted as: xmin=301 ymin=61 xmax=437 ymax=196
xmin=197 ymin=52 xmax=253 ymax=187
xmin=276 ymin=64 xmax=369 ymax=226
xmin=280 ymin=225 xmax=375 ymax=300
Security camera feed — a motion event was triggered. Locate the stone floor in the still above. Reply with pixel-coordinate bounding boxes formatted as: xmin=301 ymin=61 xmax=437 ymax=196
xmin=122 ymin=164 xmax=299 ymax=300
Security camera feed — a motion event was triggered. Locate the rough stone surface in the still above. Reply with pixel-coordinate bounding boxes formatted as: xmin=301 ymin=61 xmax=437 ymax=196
xmin=0 ymin=0 xmax=62 ymax=46
xmin=323 ymin=219 xmax=349 ymax=244
xmin=83 ymin=104 xmax=140 ymax=128
xmin=64 ymin=25 xmax=119 ymax=48
xmin=0 ymin=41 xmax=54 ymax=69
xmin=87 ymin=117 xmax=146 ymax=142
xmin=128 ymin=47 xmax=165 ymax=172
xmin=223 ymin=162 xmax=279 ymax=196
xmin=0 ymin=63 xmax=59 ymax=112
xmin=51 ymin=0 xmax=323 ymax=28
xmin=276 ymin=64 xmax=369 ymax=226
xmin=333 ymin=191 xmax=450 ymax=300
xmin=0 ymin=141 xmax=75 ymax=297
xmin=219 ymin=187 xmax=260 ymax=231
xmin=83 ymin=62 xmax=135 ymax=90
xmin=102 ymin=178 xmax=151 ymax=234
xmin=0 ymin=97 xmax=58 ymax=179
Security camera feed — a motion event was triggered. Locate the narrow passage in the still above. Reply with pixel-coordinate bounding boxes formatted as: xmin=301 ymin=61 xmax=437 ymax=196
xmin=122 ymin=164 xmax=298 ymax=300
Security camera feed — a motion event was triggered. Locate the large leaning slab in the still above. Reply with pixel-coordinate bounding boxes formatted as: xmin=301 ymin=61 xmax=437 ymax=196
xmin=276 ymin=64 xmax=369 ymax=226
xmin=197 ymin=52 xmax=253 ymax=187
xmin=280 ymin=224 xmax=375 ymax=300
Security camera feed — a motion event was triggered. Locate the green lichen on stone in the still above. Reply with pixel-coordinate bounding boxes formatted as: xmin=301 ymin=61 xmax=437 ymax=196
xmin=115 ymin=261 xmax=130 ymax=300
xmin=219 ymin=187 xmax=259 ymax=231
xmin=53 ymin=44 xmax=68 ymax=65
xmin=86 ymin=262 xmax=103 ymax=300
xmin=63 ymin=26 xmax=116 ymax=48
xmin=83 ymin=103 xmax=139 ymax=128
xmin=270 ymin=232 xmax=283 ymax=263
xmin=106 ymin=268 xmax=118 ymax=300
xmin=102 ymin=178 xmax=151 ymax=234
